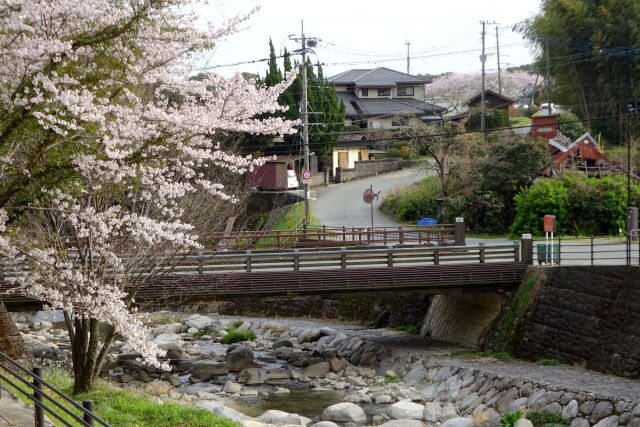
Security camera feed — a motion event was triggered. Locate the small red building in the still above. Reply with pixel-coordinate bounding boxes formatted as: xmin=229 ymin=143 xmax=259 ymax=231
xmin=248 ymin=155 xmax=303 ymax=190
xmin=530 ymin=115 xmax=559 ymax=139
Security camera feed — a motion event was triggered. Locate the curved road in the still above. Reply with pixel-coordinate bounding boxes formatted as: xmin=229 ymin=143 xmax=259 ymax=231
xmin=311 ymin=168 xmax=427 ymax=228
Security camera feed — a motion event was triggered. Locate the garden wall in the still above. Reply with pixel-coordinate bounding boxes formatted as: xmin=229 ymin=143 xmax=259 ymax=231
xmin=334 ymin=159 xmax=400 ymax=183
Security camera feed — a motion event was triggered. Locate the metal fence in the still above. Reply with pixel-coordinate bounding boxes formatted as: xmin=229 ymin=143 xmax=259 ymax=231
xmin=0 ymin=351 xmax=110 ymax=426
xmin=527 ymin=236 xmax=639 ymax=266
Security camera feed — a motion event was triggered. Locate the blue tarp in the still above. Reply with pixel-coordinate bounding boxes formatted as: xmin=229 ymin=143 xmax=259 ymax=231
xmin=417 ymin=217 xmax=437 ymax=226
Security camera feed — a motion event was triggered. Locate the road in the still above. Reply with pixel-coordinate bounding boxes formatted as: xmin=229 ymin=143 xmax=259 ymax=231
xmin=311 ymin=168 xmax=428 ymax=228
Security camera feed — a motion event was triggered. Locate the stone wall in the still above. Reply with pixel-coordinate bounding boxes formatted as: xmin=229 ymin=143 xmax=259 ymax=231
xmin=335 ymin=159 xmax=400 ymax=183
xmin=505 ymin=266 xmax=640 ymax=377
xmin=421 ymin=293 xmax=507 ymax=348
xmin=184 ymin=291 xmax=432 ymax=329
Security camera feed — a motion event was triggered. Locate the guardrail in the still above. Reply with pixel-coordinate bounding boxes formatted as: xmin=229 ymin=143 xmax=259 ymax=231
xmin=206 ymin=224 xmax=458 ymax=250
xmin=520 ymin=235 xmax=639 ymax=266
xmin=0 ymin=351 xmax=110 ymax=426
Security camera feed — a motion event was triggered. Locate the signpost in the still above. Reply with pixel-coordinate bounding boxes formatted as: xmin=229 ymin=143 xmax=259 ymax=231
xmin=544 ymin=215 xmax=556 ymax=264
xmin=363 ymin=184 xmax=381 ymax=231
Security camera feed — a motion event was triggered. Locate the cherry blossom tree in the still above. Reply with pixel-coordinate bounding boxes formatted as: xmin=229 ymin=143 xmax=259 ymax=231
xmin=424 ymin=71 xmax=539 ymax=114
xmin=0 ymin=0 xmax=297 ymax=393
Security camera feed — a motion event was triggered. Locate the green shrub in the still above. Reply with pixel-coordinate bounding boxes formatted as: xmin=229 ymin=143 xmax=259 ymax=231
xmin=511 ymin=173 xmax=640 ymax=236
xmin=500 ymin=410 xmax=524 ymax=427
xmin=380 ymin=176 xmax=441 ymax=222
xmin=527 ymin=410 xmax=570 ymax=426
xmin=221 ymin=329 xmax=256 ymax=344
xmin=539 ymin=359 xmax=560 ymax=366
xmin=231 ymin=320 xmax=244 ymax=329
xmin=467 ymin=108 xmax=510 ymax=131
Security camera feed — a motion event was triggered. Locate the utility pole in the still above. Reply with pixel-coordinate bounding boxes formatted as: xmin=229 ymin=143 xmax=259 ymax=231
xmin=480 ymin=21 xmax=487 ymax=132
xmin=405 ymin=41 xmax=411 ymax=74
xmin=495 ymin=25 xmax=502 ymax=95
xmin=545 ymin=40 xmax=551 ymax=114
xmin=289 ymin=21 xmax=319 ymax=230
xmin=301 ymin=20 xmax=310 ymax=229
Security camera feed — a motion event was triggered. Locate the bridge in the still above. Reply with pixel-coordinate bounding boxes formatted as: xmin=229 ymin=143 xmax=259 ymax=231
xmin=2 ymin=223 xmax=638 ymax=309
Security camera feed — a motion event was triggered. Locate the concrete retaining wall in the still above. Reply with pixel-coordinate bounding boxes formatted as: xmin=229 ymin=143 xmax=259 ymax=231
xmin=335 ymin=159 xmax=400 ymax=183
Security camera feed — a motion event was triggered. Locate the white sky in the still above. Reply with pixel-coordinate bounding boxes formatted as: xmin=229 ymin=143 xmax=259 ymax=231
xmin=193 ymin=0 xmax=543 ymax=79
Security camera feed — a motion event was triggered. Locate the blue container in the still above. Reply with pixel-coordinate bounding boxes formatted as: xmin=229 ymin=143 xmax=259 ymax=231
xmin=417 ymin=217 xmax=437 ymax=226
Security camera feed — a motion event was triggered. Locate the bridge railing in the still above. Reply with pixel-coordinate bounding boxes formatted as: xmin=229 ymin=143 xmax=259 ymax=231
xmin=165 ymin=242 xmax=520 ymax=274
xmin=205 ymin=224 xmax=457 ymax=250
xmin=520 ymin=235 xmax=639 ymax=266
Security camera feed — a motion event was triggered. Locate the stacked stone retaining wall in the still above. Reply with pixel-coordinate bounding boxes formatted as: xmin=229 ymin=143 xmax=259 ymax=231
xmin=508 ymin=266 xmax=640 ymax=377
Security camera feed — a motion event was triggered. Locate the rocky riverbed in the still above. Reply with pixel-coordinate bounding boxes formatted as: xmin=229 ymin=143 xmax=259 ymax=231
xmin=10 ymin=311 xmax=640 ymax=427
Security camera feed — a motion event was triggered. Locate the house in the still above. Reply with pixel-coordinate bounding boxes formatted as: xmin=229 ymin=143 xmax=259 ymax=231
xmin=327 ymin=67 xmax=446 ymax=129
xmin=331 ymin=133 xmax=376 ymax=176
xmin=467 ymin=89 xmax=516 ymax=116
xmin=248 ymin=155 xmax=304 ymax=190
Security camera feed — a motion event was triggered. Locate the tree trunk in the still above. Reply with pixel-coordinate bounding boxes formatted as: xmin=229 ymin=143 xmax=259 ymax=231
xmin=0 ymin=299 xmax=28 ymax=359
xmin=66 ymin=313 xmax=116 ymax=394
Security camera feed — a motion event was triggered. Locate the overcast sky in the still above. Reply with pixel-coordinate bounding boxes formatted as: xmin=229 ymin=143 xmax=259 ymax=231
xmin=193 ymin=0 xmax=543 ymax=79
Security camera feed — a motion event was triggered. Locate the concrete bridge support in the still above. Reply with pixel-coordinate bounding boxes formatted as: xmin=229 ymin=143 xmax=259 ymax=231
xmin=420 ymin=292 xmax=507 ymax=348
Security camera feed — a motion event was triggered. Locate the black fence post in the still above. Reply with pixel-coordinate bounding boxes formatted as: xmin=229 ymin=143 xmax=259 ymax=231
xmin=32 ymin=366 xmax=44 ymax=427
xmin=591 ymin=236 xmax=594 ymax=266
xmin=455 ymin=217 xmax=465 ymax=246
xmin=83 ymin=400 xmax=95 ymax=426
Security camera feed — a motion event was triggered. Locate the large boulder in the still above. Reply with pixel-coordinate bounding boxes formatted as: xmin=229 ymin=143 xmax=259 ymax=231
xmin=441 ymin=418 xmax=474 ymax=427
xmin=190 ymin=361 xmax=229 ymax=381
xmin=272 ymin=338 xmax=294 ymax=350
xmin=226 ymin=346 xmax=257 ymax=372
xmin=238 ymin=368 xmax=268 ymax=385
xmin=195 ymin=401 xmax=250 ymax=422
xmin=379 ymin=421 xmax=425 ymax=427
xmin=388 ymin=401 xmax=425 ymax=420
xmin=259 ymin=410 xmax=303 ymax=425
xmin=424 ymin=402 xmax=443 ymax=422
xmin=184 ymin=315 xmax=215 ymax=330
xmin=322 ymin=402 xmax=366 ymax=423
xmin=303 ymin=361 xmax=331 ymax=378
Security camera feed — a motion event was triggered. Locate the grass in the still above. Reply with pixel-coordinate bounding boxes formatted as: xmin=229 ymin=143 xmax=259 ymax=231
xmin=230 ymin=320 xmax=244 ymax=329
xmin=453 ymin=350 xmax=512 ymax=360
xmin=500 ymin=410 xmax=524 ymax=427
xmin=526 ymin=410 xmax=570 ymax=426
xmin=539 ymin=358 xmax=560 ymax=366
xmin=220 ymin=329 xmax=256 ymax=345
xmin=376 ymin=374 xmax=401 ymax=385
xmin=394 ymin=325 xmax=421 ymax=335
xmin=256 ymin=202 xmax=322 ymax=247
xmin=1 ymin=366 xmax=237 ymax=427
xmin=509 ymin=117 xmax=532 ymax=127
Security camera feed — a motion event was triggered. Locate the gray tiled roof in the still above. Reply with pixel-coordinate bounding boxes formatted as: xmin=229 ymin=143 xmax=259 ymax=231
xmin=328 ymin=67 xmax=430 ymax=87
xmin=338 ymin=93 xmax=446 ymax=116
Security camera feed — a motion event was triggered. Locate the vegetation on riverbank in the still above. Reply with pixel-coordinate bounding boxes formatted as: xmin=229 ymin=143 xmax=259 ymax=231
xmin=0 ymin=366 xmax=236 ymax=427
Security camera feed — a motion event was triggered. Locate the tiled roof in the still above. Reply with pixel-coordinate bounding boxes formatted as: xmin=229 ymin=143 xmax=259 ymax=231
xmin=338 ymin=93 xmax=446 ymax=116
xmin=328 ymin=67 xmax=430 ymax=87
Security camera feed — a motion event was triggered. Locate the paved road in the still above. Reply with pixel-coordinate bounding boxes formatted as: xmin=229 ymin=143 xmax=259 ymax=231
xmin=311 ymin=168 xmax=429 ymax=228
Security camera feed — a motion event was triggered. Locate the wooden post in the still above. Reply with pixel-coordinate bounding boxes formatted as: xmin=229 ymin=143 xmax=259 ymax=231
xmin=276 ymin=231 xmax=281 ymax=249
xmin=342 ymin=226 xmax=346 ymax=242
xmin=399 ymin=226 xmax=404 ymax=245
xmin=387 ymin=246 xmax=394 ymax=267
xmin=513 ymin=241 xmax=520 ymax=262
xmin=521 ymin=234 xmax=533 ymax=265
xmin=479 ymin=242 xmax=486 ymax=263
xmin=455 ymin=217 xmax=465 ymax=246
xmin=433 ymin=244 xmax=440 ymax=265
xmin=340 ymin=247 xmax=347 ymax=269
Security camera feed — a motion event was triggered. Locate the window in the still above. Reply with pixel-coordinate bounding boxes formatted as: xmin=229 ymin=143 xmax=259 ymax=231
xmin=377 ymin=88 xmax=390 ymax=97
xmin=361 ymin=88 xmax=368 ymax=97
xmin=397 ymin=86 xmax=414 ymax=96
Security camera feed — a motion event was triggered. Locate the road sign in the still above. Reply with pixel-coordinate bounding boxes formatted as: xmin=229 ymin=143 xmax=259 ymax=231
xmin=543 ymin=215 xmax=556 ymax=233
xmin=302 ymin=170 xmax=312 ymax=183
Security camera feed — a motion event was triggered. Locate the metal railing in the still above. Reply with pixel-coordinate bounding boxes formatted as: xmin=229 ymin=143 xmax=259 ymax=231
xmin=206 ymin=224 xmax=457 ymax=250
xmin=526 ymin=236 xmax=639 ymax=266
xmin=0 ymin=351 xmax=110 ymax=426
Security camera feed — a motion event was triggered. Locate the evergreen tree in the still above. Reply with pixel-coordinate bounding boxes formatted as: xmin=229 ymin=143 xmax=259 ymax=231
xmin=264 ymin=38 xmax=282 ymax=87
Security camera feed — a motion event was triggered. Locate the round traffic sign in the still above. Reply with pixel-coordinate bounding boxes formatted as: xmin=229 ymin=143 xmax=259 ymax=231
xmin=302 ymin=170 xmax=312 ymax=180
